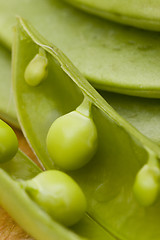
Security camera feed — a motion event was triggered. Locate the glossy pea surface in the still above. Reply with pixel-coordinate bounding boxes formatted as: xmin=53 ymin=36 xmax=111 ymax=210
xmin=46 ymin=111 xmax=97 ymax=170
xmin=25 ymin=170 xmax=87 ymax=227
xmin=0 ymin=120 xmax=18 ymax=163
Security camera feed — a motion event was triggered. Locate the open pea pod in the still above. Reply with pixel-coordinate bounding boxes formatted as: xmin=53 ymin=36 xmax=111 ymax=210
xmin=13 ymin=18 xmax=160 ymax=240
xmin=1 ymin=44 xmax=160 ymax=144
xmin=63 ymin=0 xmax=160 ymax=31
xmin=0 ymin=45 xmax=18 ymax=128
xmin=2 ymin=40 xmax=160 ymax=144
xmin=0 ymin=148 xmax=115 ymax=240
xmin=2 ymin=0 xmax=160 ymax=97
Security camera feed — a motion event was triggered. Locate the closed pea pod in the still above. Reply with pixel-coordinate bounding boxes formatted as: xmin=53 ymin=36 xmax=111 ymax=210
xmin=0 ymin=120 xmax=18 ymax=163
xmin=63 ymin=0 xmax=160 ymax=31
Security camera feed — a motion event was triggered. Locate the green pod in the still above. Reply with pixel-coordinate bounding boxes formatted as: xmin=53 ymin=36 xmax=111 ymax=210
xmin=24 ymin=48 xmax=48 ymax=86
xmin=63 ymin=0 xmax=160 ymax=31
xmin=2 ymin=45 xmax=160 ymax=144
xmin=46 ymin=100 xmax=97 ymax=170
xmin=0 ymin=154 xmax=85 ymax=240
xmin=0 ymin=119 xmax=18 ymax=163
xmin=3 ymin=0 xmax=160 ymax=97
xmin=13 ymin=18 xmax=160 ymax=240
xmin=0 ymin=45 xmax=19 ymax=128
xmin=0 ymin=150 xmax=115 ymax=240
xmin=101 ymin=91 xmax=160 ymax=145
xmin=23 ymin=170 xmax=87 ymax=226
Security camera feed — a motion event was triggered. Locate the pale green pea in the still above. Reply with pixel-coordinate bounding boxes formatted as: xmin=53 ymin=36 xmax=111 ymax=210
xmin=22 ymin=170 xmax=87 ymax=227
xmin=0 ymin=120 xmax=18 ymax=163
xmin=46 ymin=110 xmax=97 ymax=171
xmin=133 ymin=164 xmax=160 ymax=207
xmin=24 ymin=48 xmax=48 ymax=86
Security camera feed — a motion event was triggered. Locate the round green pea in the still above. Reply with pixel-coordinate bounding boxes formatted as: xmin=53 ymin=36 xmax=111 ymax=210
xmin=46 ymin=111 xmax=97 ymax=170
xmin=133 ymin=165 xmax=160 ymax=207
xmin=0 ymin=120 xmax=18 ymax=163
xmin=24 ymin=53 xmax=48 ymax=86
xmin=25 ymin=170 xmax=87 ymax=226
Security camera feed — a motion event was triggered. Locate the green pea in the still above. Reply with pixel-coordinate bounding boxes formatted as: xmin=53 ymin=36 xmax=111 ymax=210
xmin=133 ymin=164 xmax=160 ymax=207
xmin=23 ymin=170 xmax=87 ymax=227
xmin=24 ymin=48 xmax=48 ymax=86
xmin=0 ymin=120 xmax=18 ymax=163
xmin=46 ymin=110 xmax=97 ymax=170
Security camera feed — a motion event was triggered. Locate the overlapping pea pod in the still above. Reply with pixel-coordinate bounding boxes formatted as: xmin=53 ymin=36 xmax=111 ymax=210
xmin=2 ymin=46 xmax=160 ymax=145
xmin=0 ymin=120 xmax=116 ymax=240
xmin=63 ymin=0 xmax=160 ymax=31
xmin=2 ymin=0 xmax=160 ymax=97
xmin=12 ymin=18 xmax=160 ymax=240
xmin=0 ymin=45 xmax=18 ymax=128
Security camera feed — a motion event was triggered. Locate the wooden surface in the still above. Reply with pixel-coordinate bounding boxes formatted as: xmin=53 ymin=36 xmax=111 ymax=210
xmin=0 ymin=128 xmax=38 ymax=240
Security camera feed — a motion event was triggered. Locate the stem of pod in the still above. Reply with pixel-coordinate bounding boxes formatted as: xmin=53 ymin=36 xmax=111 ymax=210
xmin=133 ymin=149 xmax=160 ymax=207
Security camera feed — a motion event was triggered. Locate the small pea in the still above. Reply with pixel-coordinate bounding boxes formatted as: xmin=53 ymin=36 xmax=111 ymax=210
xmin=0 ymin=120 xmax=18 ymax=163
xmin=46 ymin=110 xmax=97 ymax=170
xmin=24 ymin=170 xmax=87 ymax=226
xmin=133 ymin=164 xmax=160 ymax=207
xmin=24 ymin=49 xmax=48 ymax=86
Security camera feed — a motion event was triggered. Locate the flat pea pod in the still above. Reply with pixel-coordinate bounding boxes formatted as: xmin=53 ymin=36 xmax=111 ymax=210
xmin=0 ymin=45 xmax=19 ymax=127
xmin=13 ymin=18 xmax=160 ymax=240
xmin=2 ymin=46 xmax=160 ymax=145
xmin=0 ymin=119 xmax=18 ymax=163
xmin=2 ymin=0 xmax=160 ymax=97
xmin=101 ymin=91 xmax=160 ymax=145
xmin=2 ymin=44 xmax=160 ymax=145
xmin=63 ymin=0 xmax=160 ymax=31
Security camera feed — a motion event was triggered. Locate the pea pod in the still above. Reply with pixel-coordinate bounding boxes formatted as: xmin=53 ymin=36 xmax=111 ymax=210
xmin=2 ymin=0 xmax=160 ymax=97
xmin=63 ymin=0 xmax=160 ymax=31
xmin=0 ymin=45 xmax=18 ymax=127
xmin=2 ymin=47 xmax=160 ymax=145
xmin=101 ymin=91 xmax=160 ymax=145
xmin=13 ymin=18 xmax=160 ymax=240
xmin=2 ymin=45 xmax=160 ymax=144
xmin=0 ymin=147 xmax=116 ymax=239
xmin=0 ymin=153 xmax=84 ymax=240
